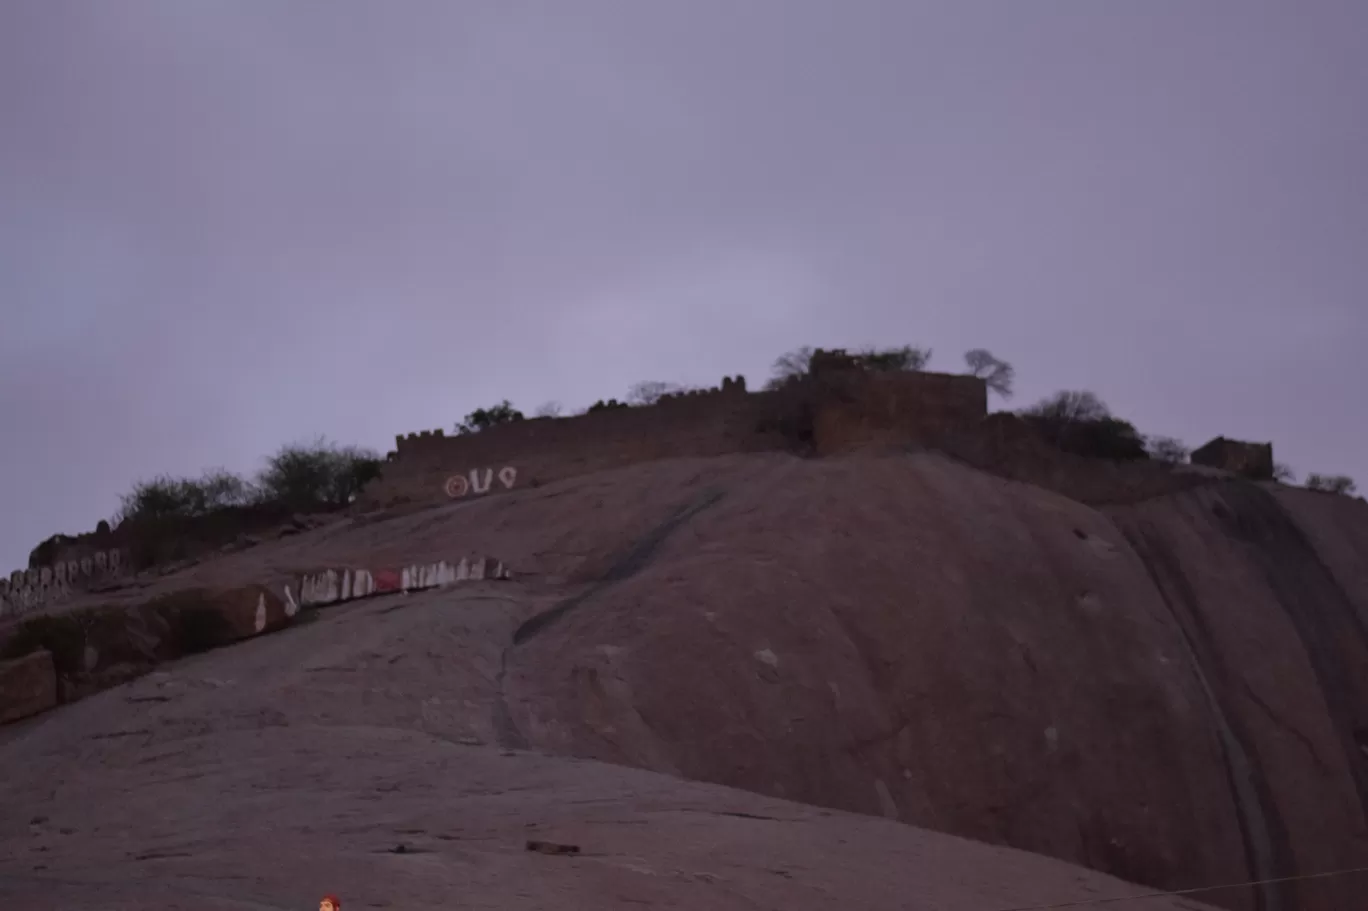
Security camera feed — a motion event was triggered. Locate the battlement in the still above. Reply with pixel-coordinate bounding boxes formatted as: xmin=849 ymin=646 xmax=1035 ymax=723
xmin=1 ymin=367 xmax=988 ymax=611
xmin=1 ymin=547 xmax=126 ymax=619
xmin=361 ymin=369 xmax=989 ymax=509
xmin=658 ymin=375 xmax=748 ymax=402
xmin=396 ymin=427 xmax=447 ymax=446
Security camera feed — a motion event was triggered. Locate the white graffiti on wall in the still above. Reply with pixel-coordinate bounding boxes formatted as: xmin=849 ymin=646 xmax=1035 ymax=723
xmin=0 ymin=549 xmax=125 ymax=619
xmin=444 ymin=466 xmax=518 ymax=499
xmin=285 ymin=555 xmax=511 ymax=611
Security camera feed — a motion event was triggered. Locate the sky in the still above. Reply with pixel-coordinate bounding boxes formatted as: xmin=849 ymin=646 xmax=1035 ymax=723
xmin=1 ymin=0 xmax=1365 ymax=570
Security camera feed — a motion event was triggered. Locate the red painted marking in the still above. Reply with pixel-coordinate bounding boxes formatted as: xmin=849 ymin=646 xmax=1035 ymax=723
xmin=444 ymin=475 xmax=469 ymax=498
xmin=373 ymin=569 xmax=401 ymax=592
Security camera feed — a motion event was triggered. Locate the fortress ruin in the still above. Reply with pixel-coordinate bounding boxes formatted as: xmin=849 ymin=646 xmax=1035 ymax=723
xmin=360 ymin=360 xmax=989 ymax=509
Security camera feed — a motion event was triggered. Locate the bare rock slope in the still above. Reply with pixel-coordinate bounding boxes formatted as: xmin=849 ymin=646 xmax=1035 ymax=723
xmin=3 ymin=451 xmax=1366 ymax=910
xmin=490 ymin=453 xmax=1368 ymax=910
xmin=1 ymin=557 xmax=1217 ymax=911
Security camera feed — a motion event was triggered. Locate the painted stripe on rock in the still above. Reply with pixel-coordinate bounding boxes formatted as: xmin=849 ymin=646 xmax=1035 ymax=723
xmin=293 ymin=556 xmax=511 ymax=608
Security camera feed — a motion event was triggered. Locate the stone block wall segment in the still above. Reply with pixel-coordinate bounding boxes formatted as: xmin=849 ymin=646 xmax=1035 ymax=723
xmin=0 ymin=586 xmax=308 ymax=725
xmin=810 ymin=371 xmax=988 ymax=455
xmin=362 ymin=388 xmax=782 ymax=507
xmin=0 ymin=548 xmax=127 ymax=619
xmin=0 ymin=649 xmax=59 ymax=725
xmin=364 ymin=371 xmax=988 ymax=508
xmin=1191 ymin=437 xmax=1275 ymax=481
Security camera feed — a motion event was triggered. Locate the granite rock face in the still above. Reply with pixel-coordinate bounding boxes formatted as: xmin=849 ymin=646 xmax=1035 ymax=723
xmin=1 ymin=451 xmax=1364 ymax=911
xmin=0 ymin=558 xmax=1222 ymax=911
xmin=500 ymin=455 xmax=1368 ymax=911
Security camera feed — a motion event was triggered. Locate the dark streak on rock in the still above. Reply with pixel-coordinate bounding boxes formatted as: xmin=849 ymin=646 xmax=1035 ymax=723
xmin=1213 ymin=483 xmax=1368 ymax=819
xmin=1118 ymin=511 xmax=1293 ymax=911
xmin=492 ymin=488 xmax=727 ymax=750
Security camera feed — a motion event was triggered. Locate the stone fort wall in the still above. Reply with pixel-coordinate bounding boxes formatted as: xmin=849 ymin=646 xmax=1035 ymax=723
xmin=3 ymin=505 xmax=298 ymax=622
xmin=361 ymin=368 xmax=989 ymax=509
xmin=1 ymin=547 xmax=126 ymax=620
xmin=1 ymin=366 xmax=988 ymax=618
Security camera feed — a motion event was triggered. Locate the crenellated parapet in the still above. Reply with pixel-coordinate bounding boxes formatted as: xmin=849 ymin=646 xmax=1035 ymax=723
xmin=658 ymin=375 xmax=749 ymax=403
xmin=394 ymin=428 xmax=449 ymax=457
xmin=363 ymin=368 xmax=990 ymax=508
xmin=0 ymin=548 xmax=126 ymax=619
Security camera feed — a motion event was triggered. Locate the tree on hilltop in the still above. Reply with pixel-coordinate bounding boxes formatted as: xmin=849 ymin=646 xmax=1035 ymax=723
xmin=764 ymin=346 xmax=816 ymax=390
xmin=456 ymin=400 xmax=525 ymax=435
xmin=114 ymin=440 xmax=380 ymax=523
xmin=255 ymin=439 xmax=381 ymax=510
xmin=1021 ymin=390 xmax=1147 ymax=461
xmin=1273 ymin=463 xmax=1296 ymax=483
xmin=534 ymin=401 xmax=563 ymax=418
xmin=1145 ymin=436 xmax=1189 ymax=465
xmin=963 ymin=349 xmax=1015 ymax=399
xmin=628 ymin=380 xmax=683 ymax=406
xmin=763 ymin=343 xmax=932 ymax=390
xmin=859 ymin=344 xmax=932 ymax=372
xmin=1305 ymin=473 xmax=1357 ymax=496
xmin=1023 ymin=389 xmax=1110 ymax=423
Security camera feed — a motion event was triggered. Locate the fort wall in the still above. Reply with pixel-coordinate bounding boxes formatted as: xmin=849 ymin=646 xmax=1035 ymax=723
xmin=4 ymin=505 xmax=306 ymax=621
xmin=1191 ymin=436 xmax=1275 ymax=480
xmin=811 ymin=370 xmax=988 ymax=455
xmin=4 ymin=367 xmax=990 ymax=617
xmin=362 ymin=369 xmax=990 ymax=508
xmin=0 ymin=547 xmax=126 ymax=619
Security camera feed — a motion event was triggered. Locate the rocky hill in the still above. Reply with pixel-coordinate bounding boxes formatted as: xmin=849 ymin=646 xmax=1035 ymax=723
xmin=1 ymin=445 xmax=1365 ymax=910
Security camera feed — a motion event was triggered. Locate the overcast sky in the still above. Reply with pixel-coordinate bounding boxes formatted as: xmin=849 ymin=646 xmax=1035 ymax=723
xmin=2 ymin=1 xmax=1365 ymax=570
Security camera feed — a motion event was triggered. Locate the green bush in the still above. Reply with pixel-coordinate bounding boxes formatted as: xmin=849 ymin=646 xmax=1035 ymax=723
xmin=114 ymin=468 xmax=255 ymax=525
xmin=255 ymin=439 xmax=382 ymax=511
xmin=113 ymin=441 xmax=381 ymax=525
xmin=1021 ymin=391 xmax=1149 ymax=461
xmin=857 ymin=345 xmax=932 ymax=372
xmin=1305 ymin=473 xmax=1357 ymax=496
xmin=456 ymin=400 xmax=525 ymax=434
xmin=1146 ymin=436 xmax=1190 ymax=464
xmin=763 ymin=344 xmax=933 ymax=390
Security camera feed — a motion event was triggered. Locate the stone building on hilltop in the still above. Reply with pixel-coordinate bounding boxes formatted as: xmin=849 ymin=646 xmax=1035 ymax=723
xmin=1190 ymin=436 xmax=1275 ymax=480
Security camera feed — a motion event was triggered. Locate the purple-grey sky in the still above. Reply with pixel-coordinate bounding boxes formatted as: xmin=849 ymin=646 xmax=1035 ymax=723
xmin=2 ymin=1 xmax=1365 ymax=570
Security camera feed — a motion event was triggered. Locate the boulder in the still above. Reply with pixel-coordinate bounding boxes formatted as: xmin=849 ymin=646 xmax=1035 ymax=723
xmin=157 ymin=586 xmax=292 ymax=652
xmin=0 ymin=649 xmax=58 ymax=725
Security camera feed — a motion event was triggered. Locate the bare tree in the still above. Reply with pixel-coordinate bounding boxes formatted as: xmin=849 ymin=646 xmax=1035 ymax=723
xmin=765 ymin=346 xmax=815 ymax=390
xmin=1305 ymin=473 xmax=1357 ymax=495
xmin=1273 ymin=463 xmax=1296 ymax=484
xmin=963 ymin=349 xmax=1015 ymax=398
xmin=534 ymin=401 xmax=563 ymax=418
xmin=1022 ymin=390 xmax=1111 ymax=422
xmin=764 ymin=344 xmax=932 ymax=390
xmin=627 ymin=380 xmax=682 ymax=406
xmin=1146 ymin=436 xmax=1189 ymax=465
